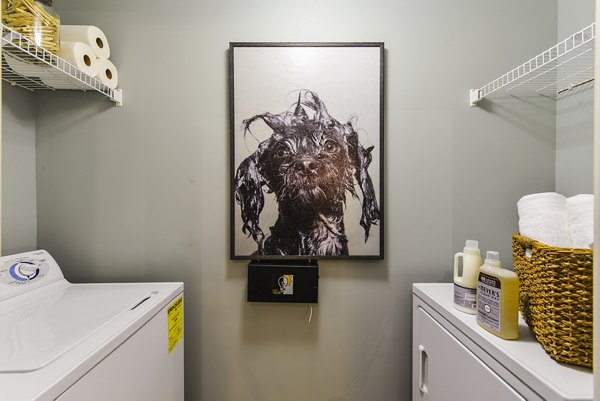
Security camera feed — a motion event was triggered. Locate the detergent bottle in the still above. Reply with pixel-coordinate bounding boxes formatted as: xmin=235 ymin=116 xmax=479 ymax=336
xmin=476 ymin=251 xmax=519 ymax=340
xmin=453 ymin=240 xmax=482 ymax=314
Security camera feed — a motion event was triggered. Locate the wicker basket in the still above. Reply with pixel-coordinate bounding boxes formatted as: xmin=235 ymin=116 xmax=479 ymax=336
xmin=512 ymin=234 xmax=593 ymax=368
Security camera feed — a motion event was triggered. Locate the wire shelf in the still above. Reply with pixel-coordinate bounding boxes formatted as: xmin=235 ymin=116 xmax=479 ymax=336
xmin=470 ymin=23 xmax=595 ymax=106
xmin=1 ymin=23 xmax=122 ymax=106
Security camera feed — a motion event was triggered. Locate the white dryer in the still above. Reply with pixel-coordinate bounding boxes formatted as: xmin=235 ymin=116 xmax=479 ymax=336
xmin=0 ymin=250 xmax=184 ymax=401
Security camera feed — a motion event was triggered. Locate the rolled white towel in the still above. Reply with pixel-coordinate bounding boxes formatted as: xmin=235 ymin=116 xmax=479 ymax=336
xmin=518 ymin=192 xmax=566 ymax=214
xmin=570 ymin=222 xmax=594 ymax=249
xmin=566 ymin=194 xmax=593 ymax=223
xmin=566 ymin=194 xmax=594 ymax=248
xmin=519 ymin=211 xmax=573 ymax=248
xmin=518 ymin=192 xmax=573 ymax=247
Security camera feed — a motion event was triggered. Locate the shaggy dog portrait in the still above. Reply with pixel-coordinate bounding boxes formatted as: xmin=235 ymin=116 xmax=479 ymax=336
xmin=234 ymin=90 xmax=380 ymax=256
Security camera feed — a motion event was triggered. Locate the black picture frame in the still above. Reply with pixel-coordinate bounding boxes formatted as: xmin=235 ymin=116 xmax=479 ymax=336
xmin=230 ymin=42 xmax=384 ymax=260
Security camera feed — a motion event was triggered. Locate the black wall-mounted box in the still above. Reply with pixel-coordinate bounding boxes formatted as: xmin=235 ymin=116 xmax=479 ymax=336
xmin=247 ymin=260 xmax=319 ymax=303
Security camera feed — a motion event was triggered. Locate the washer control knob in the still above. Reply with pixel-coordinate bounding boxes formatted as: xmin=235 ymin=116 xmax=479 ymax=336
xmin=17 ymin=262 xmax=39 ymax=279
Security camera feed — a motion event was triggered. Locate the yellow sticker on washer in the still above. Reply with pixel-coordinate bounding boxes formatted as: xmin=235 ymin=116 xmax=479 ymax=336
xmin=167 ymin=296 xmax=183 ymax=353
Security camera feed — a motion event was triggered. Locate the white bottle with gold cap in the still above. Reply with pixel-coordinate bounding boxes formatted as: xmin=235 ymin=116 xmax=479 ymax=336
xmin=453 ymin=240 xmax=482 ymax=314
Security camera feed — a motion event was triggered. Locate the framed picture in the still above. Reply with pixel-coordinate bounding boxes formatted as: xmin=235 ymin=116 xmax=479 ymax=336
xmin=230 ymin=42 xmax=384 ymax=260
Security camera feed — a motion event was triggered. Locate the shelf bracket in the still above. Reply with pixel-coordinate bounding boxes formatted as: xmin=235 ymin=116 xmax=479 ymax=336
xmin=113 ymin=89 xmax=123 ymax=107
xmin=469 ymin=89 xmax=481 ymax=107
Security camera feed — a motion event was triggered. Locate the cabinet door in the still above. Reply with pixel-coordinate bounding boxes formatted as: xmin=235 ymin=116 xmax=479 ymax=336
xmin=413 ymin=306 xmax=524 ymax=401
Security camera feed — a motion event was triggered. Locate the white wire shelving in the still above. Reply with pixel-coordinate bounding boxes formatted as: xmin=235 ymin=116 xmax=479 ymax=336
xmin=470 ymin=22 xmax=595 ymax=107
xmin=1 ymin=23 xmax=122 ymax=106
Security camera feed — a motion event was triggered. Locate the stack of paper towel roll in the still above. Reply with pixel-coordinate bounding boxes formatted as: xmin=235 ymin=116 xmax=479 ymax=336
xmin=41 ymin=25 xmax=119 ymax=90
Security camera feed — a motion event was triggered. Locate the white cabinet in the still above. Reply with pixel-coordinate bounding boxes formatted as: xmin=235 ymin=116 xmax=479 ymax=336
xmin=412 ymin=283 xmax=593 ymax=401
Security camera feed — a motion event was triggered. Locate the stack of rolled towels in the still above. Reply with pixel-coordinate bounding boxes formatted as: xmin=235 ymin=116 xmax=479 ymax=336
xmin=518 ymin=192 xmax=594 ymax=249
xmin=6 ymin=24 xmax=119 ymax=90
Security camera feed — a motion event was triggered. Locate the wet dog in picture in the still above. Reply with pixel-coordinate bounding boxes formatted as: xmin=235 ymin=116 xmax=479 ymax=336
xmin=234 ymin=90 xmax=380 ymax=256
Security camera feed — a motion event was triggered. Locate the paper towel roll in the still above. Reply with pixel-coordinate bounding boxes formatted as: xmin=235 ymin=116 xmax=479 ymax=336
xmin=60 ymin=25 xmax=110 ymax=59
xmin=58 ymin=41 xmax=98 ymax=77
xmin=95 ymin=58 xmax=118 ymax=89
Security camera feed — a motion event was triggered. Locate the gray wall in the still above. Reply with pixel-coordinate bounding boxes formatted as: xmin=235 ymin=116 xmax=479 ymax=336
xmin=555 ymin=0 xmax=595 ymax=195
xmin=6 ymin=0 xmax=558 ymax=400
xmin=2 ymin=84 xmax=37 ymax=255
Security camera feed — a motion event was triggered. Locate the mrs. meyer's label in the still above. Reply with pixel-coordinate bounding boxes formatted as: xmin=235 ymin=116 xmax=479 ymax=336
xmin=454 ymin=283 xmax=477 ymax=310
xmin=477 ymin=273 xmax=501 ymax=332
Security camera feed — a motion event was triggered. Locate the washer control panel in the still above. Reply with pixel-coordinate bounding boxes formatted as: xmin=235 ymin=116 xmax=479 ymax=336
xmin=0 ymin=250 xmax=64 ymax=301
xmin=1 ymin=257 xmax=49 ymax=285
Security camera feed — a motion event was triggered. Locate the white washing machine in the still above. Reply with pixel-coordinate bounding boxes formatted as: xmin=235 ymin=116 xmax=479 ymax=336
xmin=0 ymin=250 xmax=184 ymax=401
